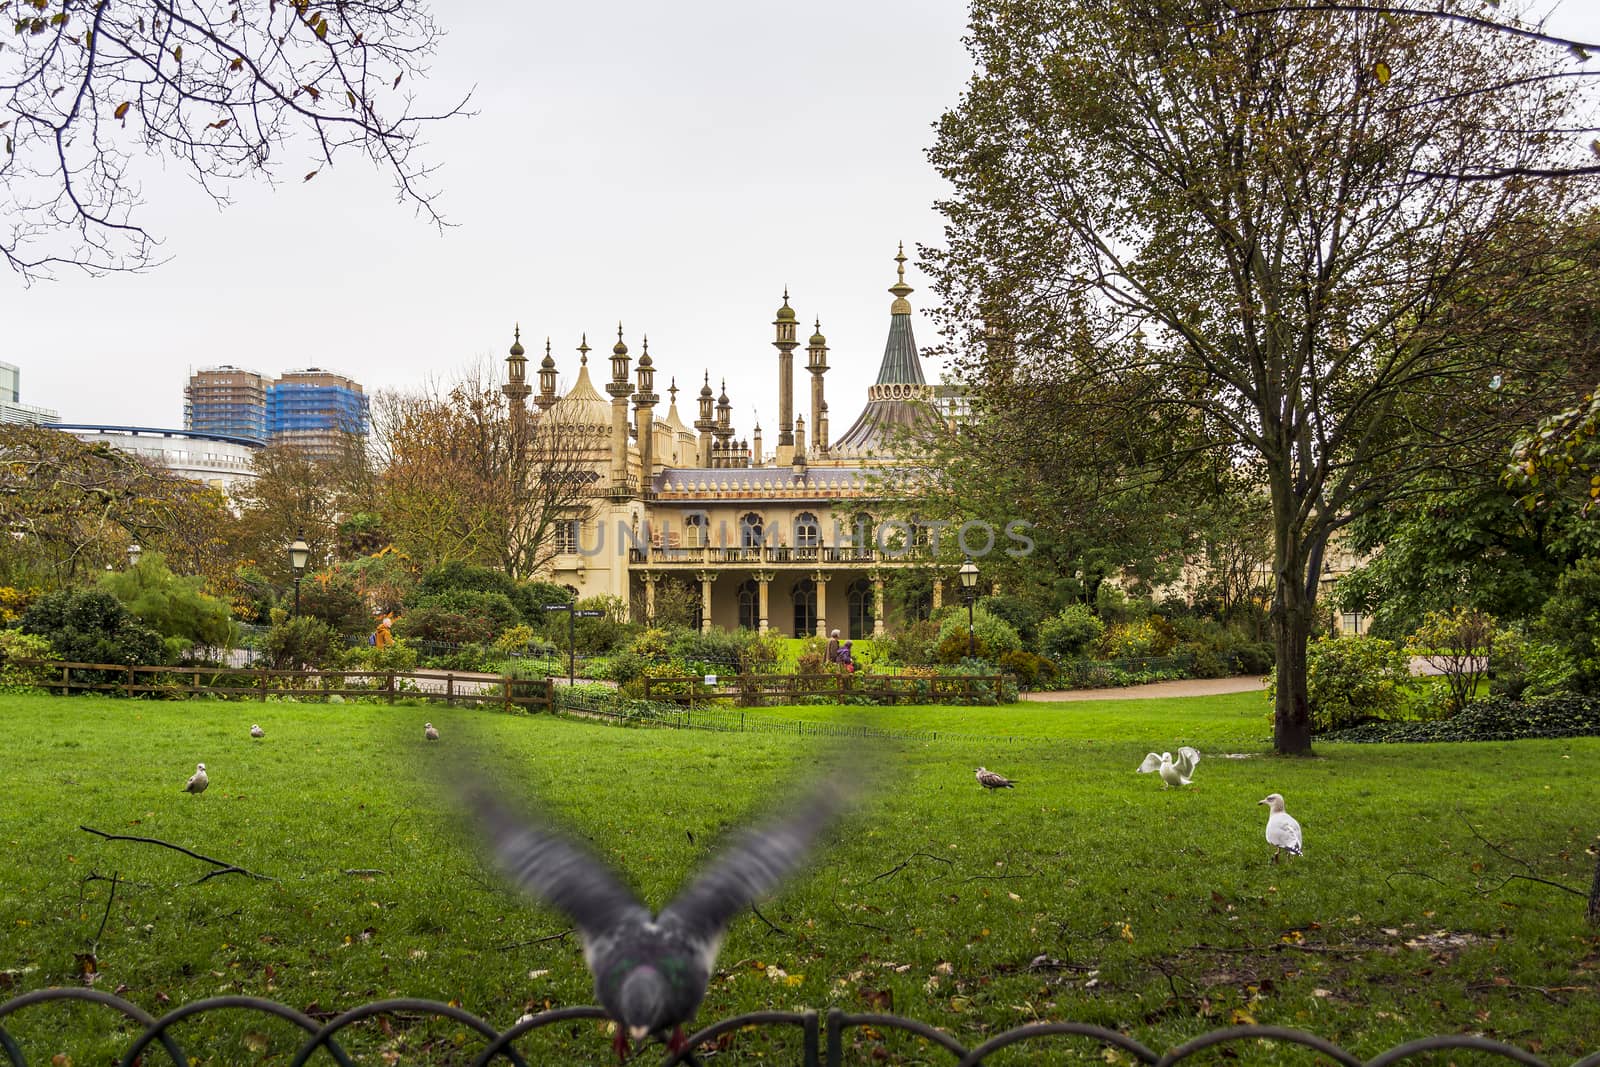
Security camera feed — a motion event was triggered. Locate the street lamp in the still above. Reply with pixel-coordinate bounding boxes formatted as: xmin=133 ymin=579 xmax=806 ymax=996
xmin=127 ymin=542 xmax=142 ymax=569
xmin=958 ymin=558 xmax=980 ymax=659
xmin=289 ymin=531 xmax=310 ymax=617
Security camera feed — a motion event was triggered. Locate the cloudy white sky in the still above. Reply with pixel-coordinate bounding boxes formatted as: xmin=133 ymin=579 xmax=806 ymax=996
xmin=9 ymin=2 xmax=1600 ymax=439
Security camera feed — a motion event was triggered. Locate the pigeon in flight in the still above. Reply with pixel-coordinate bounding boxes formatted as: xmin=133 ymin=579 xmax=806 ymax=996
xmin=424 ymin=722 xmax=439 ymax=741
xmin=250 ymin=724 xmax=265 ymax=739
xmin=1259 ymin=793 xmax=1303 ymax=862
xmin=1137 ymin=747 xmax=1201 ymax=788
xmin=183 ymin=763 xmax=208 ymax=794
xmin=467 ymin=777 xmax=856 ymax=1060
xmin=975 ymin=766 xmax=1016 ymax=791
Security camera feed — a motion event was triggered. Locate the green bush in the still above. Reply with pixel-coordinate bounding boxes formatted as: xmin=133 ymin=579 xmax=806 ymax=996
xmin=514 ymin=580 xmax=575 ymax=629
xmin=1490 ymin=629 xmax=1575 ymax=701
xmin=997 ymin=649 xmax=1057 ymax=689
xmin=21 ymin=588 xmax=166 ymax=668
xmin=417 ymin=561 xmax=517 ymax=601
xmin=1323 ymin=693 xmax=1600 ymax=743
xmin=398 ymin=589 xmax=520 ymax=645
xmin=1037 ymin=604 xmax=1105 ymax=661
xmin=979 ymin=594 xmax=1044 ymax=645
xmin=260 ymin=616 xmax=341 ymax=670
xmin=98 ymin=553 xmax=236 ymax=655
xmin=0 ymin=630 xmax=58 ymax=692
xmin=879 ymin=618 xmax=939 ymax=666
xmin=1405 ymin=607 xmax=1496 ymax=716
xmin=342 ymin=639 xmax=420 ymax=673
xmin=1266 ymin=634 xmax=1411 ymax=731
xmin=294 ymin=571 xmax=375 ymax=637
xmin=1536 ymin=557 xmax=1600 ymax=690
xmin=494 ymin=624 xmax=540 ymax=655
xmin=626 ymin=627 xmax=673 ymax=661
xmin=572 ymin=596 xmax=630 ymax=653
xmin=935 ymin=608 xmax=1021 ymax=663
xmin=1100 ymin=618 xmax=1170 ymax=659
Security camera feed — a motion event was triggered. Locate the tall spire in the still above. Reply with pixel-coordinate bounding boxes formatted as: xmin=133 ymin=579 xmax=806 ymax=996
xmin=889 ymin=241 xmax=914 ymax=314
xmin=577 ymin=333 xmax=591 ymax=365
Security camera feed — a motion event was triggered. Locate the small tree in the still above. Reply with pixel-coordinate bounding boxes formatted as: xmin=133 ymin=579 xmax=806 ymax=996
xmin=1038 ymin=604 xmax=1106 ymax=661
xmin=1406 ymin=608 xmax=1496 ymax=715
xmin=261 ymin=616 xmax=341 ymax=671
xmin=99 ymin=551 xmax=236 ymax=659
xmin=21 ymin=588 xmax=165 ymax=668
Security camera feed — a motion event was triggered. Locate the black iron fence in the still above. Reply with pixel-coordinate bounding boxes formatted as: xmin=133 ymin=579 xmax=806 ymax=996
xmin=1 ymin=988 xmax=1594 ymax=1066
xmin=641 ymin=672 xmax=1014 ymax=706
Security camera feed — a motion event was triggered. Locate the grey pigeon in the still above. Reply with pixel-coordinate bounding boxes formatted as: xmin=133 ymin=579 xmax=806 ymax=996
xmin=467 ymin=778 xmax=855 ymax=1060
xmin=183 ymin=763 xmax=208 ymax=794
xmin=1137 ymin=747 xmax=1200 ymax=787
xmin=250 ymin=723 xmax=265 ymax=739
xmin=975 ymin=766 xmax=1016 ymax=791
xmin=424 ymin=722 xmax=439 ymax=741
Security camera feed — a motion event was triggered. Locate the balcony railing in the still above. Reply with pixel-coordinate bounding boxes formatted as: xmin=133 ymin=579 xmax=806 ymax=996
xmin=625 ymin=544 xmax=918 ymax=566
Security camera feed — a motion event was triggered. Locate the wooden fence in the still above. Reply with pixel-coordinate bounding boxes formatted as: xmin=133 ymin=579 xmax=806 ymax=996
xmin=641 ymin=672 xmax=1012 ymax=706
xmin=8 ymin=660 xmax=553 ymax=713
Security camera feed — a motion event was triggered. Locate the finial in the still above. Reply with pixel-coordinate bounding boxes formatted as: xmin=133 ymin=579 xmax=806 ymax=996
xmin=639 ymin=335 xmax=652 ymax=367
xmin=515 ymin=324 xmax=521 ymax=343
xmin=508 ymin=323 xmax=526 ymax=358
xmin=541 ymin=337 xmax=555 ymax=369
xmin=784 ymin=284 xmax=790 ymax=302
xmin=577 ymin=333 xmax=591 ymax=365
xmin=889 ymin=241 xmax=914 ymax=311
xmin=669 ymin=377 xmax=679 ymax=403
xmin=613 ymin=323 xmax=628 ymax=357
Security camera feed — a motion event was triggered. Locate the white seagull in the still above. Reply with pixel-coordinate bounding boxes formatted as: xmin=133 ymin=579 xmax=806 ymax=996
xmin=184 ymin=763 xmax=209 ymax=794
xmin=1259 ymin=793 xmax=1303 ymax=862
xmin=975 ymin=766 xmax=1016 ymax=791
xmin=1137 ymin=747 xmax=1201 ymax=788
xmin=424 ymin=722 xmax=440 ymax=741
xmin=250 ymin=724 xmax=264 ymax=739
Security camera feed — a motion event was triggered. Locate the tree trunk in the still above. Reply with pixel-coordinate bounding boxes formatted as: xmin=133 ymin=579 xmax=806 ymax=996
xmin=1587 ymin=836 xmax=1599 ymax=926
xmin=1272 ymin=605 xmax=1316 ymax=755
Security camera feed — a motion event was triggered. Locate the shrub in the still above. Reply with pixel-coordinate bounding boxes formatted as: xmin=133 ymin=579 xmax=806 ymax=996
xmin=1323 ymin=693 xmax=1600 ymax=743
xmin=997 ymin=649 xmax=1057 ymax=689
xmin=935 ymin=608 xmax=1021 ymax=663
xmin=1537 ymin=557 xmax=1600 ymax=690
xmin=260 ymin=616 xmax=341 ymax=670
xmin=342 ymin=639 xmax=420 ymax=673
xmin=21 ymin=588 xmax=166 ymax=668
xmin=295 ymin=571 xmax=375 ymax=637
xmin=417 ymin=561 xmax=517 ymax=601
xmin=572 ymin=596 xmax=630 ymax=653
xmin=1038 ymin=604 xmax=1105 ymax=661
xmin=515 ymin=580 xmax=575 ymax=629
xmin=0 ymin=586 xmax=40 ymax=626
xmin=494 ymin=624 xmax=540 ymax=655
xmin=98 ymin=552 xmax=236 ymax=655
xmin=1490 ymin=629 xmax=1575 ymax=701
xmin=879 ymin=618 xmax=939 ymax=666
xmin=979 ymin=595 xmax=1044 ymax=645
xmin=1406 ymin=607 xmax=1496 ymax=716
xmin=1266 ymin=635 xmax=1411 ymax=732
xmin=399 ymin=589 xmax=520 ymax=645
xmin=0 ymin=630 xmax=58 ymax=691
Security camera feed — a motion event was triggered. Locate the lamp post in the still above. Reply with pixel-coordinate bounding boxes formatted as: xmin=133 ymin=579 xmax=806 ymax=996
xmin=289 ymin=532 xmax=309 ymax=618
xmin=127 ymin=542 xmax=142 ymax=569
xmin=958 ymin=558 xmax=980 ymax=659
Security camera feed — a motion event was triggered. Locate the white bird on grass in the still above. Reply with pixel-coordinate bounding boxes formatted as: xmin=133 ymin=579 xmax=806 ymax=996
xmin=1137 ymin=747 xmax=1201 ymax=788
xmin=1259 ymin=793 xmax=1303 ymax=862
xmin=424 ymin=722 xmax=439 ymax=741
xmin=183 ymin=763 xmax=208 ymax=794
xmin=975 ymin=766 xmax=1016 ymax=791
xmin=250 ymin=724 xmax=264 ymax=739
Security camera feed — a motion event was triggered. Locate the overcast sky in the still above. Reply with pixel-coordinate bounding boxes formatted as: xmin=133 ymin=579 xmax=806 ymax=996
xmin=9 ymin=2 xmax=1600 ymax=440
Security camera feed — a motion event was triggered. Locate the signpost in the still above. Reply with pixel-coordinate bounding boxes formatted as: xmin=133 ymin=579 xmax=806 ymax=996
xmin=543 ymin=603 xmax=607 ymax=686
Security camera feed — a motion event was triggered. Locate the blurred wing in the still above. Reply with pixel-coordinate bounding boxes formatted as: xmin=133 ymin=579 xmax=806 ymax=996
xmin=1136 ymin=753 xmax=1162 ymax=773
xmin=661 ymin=783 xmax=849 ymax=943
xmin=467 ymin=788 xmax=649 ymax=940
xmin=1175 ymin=747 xmax=1201 ymax=777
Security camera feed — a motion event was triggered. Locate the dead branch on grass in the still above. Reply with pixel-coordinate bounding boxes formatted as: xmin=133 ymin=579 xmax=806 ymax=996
xmin=79 ymin=825 xmax=274 ymax=882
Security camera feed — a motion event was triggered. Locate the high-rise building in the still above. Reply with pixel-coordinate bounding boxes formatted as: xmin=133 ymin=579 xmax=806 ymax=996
xmin=184 ymin=365 xmax=269 ymax=443
xmin=0 ymin=361 xmax=61 ymax=426
xmin=267 ymin=368 xmax=369 ymax=460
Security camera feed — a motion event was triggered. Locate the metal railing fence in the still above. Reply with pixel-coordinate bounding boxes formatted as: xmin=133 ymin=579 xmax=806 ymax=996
xmin=1 ymin=988 xmax=1595 ymax=1066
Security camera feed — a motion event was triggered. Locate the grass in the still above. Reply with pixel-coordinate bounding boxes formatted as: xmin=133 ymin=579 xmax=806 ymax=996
xmin=1 ymin=691 xmax=1597 ymax=1064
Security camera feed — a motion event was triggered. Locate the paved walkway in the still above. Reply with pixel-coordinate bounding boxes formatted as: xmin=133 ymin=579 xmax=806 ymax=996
xmin=1021 ymin=675 xmax=1267 ymax=702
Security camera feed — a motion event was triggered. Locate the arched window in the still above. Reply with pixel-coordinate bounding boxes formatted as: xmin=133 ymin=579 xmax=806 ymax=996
xmin=847 ymin=578 xmax=874 ymax=639
xmin=792 ymin=578 xmax=817 ymax=638
xmin=737 ymin=579 xmax=760 ymax=631
xmin=683 ymin=511 xmax=706 ymax=548
xmin=794 ymin=512 xmax=820 ymax=549
xmin=739 ymin=512 xmax=765 ymax=549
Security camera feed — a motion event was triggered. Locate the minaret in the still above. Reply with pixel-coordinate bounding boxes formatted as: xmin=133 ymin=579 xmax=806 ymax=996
xmin=772 ymin=288 xmax=798 ymax=462
xmin=695 ymin=373 xmax=715 ymax=466
xmin=793 ymin=414 xmax=807 ymax=472
xmin=605 ymin=324 xmax=634 ymax=496
xmin=752 ymin=417 xmax=763 ymax=467
xmin=714 ymin=379 xmax=735 ymax=467
xmin=503 ymin=325 xmax=532 ymax=438
xmin=535 ymin=338 xmax=558 ymax=412
xmin=806 ymin=318 xmax=829 ymax=457
xmin=634 ymin=336 xmax=658 ymax=497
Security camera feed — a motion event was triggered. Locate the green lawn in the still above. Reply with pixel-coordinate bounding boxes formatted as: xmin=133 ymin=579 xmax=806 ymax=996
xmin=1 ymin=691 xmax=1596 ymax=1064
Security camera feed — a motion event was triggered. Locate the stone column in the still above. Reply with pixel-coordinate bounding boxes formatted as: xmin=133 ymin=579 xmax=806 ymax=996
xmin=813 ymin=571 xmax=831 ymax=638
xmin=755 ymin=570 xmax=774 ymax=635
xmin=932 ymin=577 xmax=943 ymax=612
xmin=872 ymin=573 xmax=886 ymax=637
xmin=696 ymin=570 xmax=718 ymax=634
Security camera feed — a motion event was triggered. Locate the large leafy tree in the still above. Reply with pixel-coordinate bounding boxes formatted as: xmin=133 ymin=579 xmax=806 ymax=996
xmin=928 ymin=0 xmax=1597 ymax=753
xmin=2 ymin=0 xmax=463 ymax=280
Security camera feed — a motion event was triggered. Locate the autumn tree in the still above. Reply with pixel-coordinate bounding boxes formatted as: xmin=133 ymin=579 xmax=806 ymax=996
xmin=371 ymin=363 xmax=599 ymax=579
xmin=2 ymin=0 xmax=464 ymax=280
xmin=928 ymin=0 xmax=1597 ymax=753
xmin=231 ymin=437 xmax=370 ymax=583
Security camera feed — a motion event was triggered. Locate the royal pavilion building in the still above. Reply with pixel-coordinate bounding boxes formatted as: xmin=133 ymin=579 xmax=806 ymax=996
xmin=502 ymin=247 xmax=960 ymax=639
